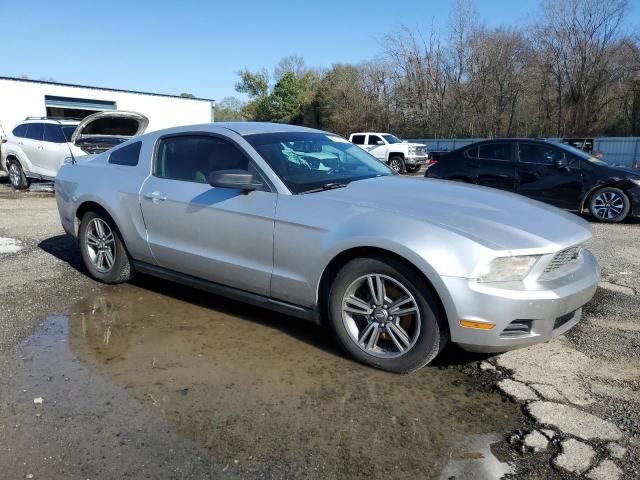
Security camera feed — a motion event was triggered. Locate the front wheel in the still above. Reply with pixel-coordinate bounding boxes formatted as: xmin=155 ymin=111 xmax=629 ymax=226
xmin=328 ymin=257 xmax=448 ymax=373
xmin=8 ymin=159 xmax=29 ymax=190
xmin=79 ymin=211 xmax=134 ymax=284
xmin=588 ymin=187 xmax=630 ymax=223
xmin=388 ymin=156 xmax=406 ymax=174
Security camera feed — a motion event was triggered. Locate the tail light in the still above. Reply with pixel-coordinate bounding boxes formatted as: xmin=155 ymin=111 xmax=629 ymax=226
xmin=426 ymin=158 xmax=438 ymax=167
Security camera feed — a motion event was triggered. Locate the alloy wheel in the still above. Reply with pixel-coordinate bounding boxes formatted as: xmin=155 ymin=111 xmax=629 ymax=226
xmin=85 ymin=218 xmax=116 ymax=273
xmin=9 ymin=163 xmax=20 ymax=187
xmin=389 ymin=159 xmax=401 ymax=173
xmin=341 ymin=274 xmax=421 ymax=358
xmin=593 ymin=191 xmax=625 ymax=220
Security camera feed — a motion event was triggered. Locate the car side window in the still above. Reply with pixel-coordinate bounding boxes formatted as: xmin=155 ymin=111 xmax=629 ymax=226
xmin=518 ymin=144 xmax=563 ymax=166
xmin=466 ymin=146 xmax=479 ymax=158
xmin=25 ymin=123 xmax=44 ymax=141
xmin=12 ymin=124 xmax=28 ymax=138
xmin=351 ymin=135 xmax=365 ymax=145
xmin=367 ymin=135 xmax=384 ymax=146
xmin=42 ymin=124 xmax=67 ymax=143
xmin=478 ymin=143 xmax=512 ymax=161
xmin=155 ymin=135 xmax=250 ymax=184
xmin=109 ymin=141 xmax=142 ymax=166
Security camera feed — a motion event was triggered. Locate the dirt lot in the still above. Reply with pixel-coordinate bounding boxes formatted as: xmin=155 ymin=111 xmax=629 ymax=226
xmin=0 ymin=173 xmax=638 ymax=479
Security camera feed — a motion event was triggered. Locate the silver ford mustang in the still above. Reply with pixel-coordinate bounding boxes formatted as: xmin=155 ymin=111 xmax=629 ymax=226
xmin=55 ymin=122 xmax=600 ymax=373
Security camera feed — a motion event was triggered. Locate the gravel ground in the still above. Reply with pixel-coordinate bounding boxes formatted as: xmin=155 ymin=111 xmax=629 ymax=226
xmin=0 ymin=175 xmax=96 ymax=354
xmin=485 ymin=217 xmax=640 ymax=479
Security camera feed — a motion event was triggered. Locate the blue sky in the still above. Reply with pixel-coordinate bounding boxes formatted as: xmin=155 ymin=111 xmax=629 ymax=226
xmin=3 ymin=0 xmax=639 ymax=101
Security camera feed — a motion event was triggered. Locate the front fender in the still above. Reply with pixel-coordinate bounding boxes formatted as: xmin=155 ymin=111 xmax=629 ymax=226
xmin=270 ymin=200 xmax=494 ymax=309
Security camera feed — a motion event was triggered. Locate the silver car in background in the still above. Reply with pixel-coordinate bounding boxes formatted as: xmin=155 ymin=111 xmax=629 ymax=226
xmin=55 ymin=122 xmax=600 ymax=373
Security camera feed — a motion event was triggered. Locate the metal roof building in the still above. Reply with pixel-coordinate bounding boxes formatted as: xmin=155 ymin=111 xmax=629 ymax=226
xmin=0 ymin=76 xmax=214 ymax=137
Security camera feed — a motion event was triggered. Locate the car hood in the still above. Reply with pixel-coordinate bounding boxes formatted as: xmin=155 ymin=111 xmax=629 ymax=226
xmin=319 ymin=176 xmax=592 ymax=252
xmin=598 ymin=163 xmax=640 ymax=177
xmin=70 ymin=110 xmax=148 ymax=144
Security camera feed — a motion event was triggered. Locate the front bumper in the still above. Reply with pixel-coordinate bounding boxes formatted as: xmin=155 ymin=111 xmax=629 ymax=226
xmin=441 ymin=249 xmax=600 ymax=353
xmin=405 ymin=155 xmax=428 ymax=165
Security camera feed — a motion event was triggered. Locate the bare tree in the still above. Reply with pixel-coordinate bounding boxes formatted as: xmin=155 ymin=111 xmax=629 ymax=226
xmin=237 ymin=0 xmax=639 ymax=139
xmin=534 ymin=0 xmax=630 ymax=135
xmin=274 ymin=55 xmax=308 ymax=80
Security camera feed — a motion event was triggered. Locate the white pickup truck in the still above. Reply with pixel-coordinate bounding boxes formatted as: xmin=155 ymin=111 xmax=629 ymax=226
xmin=349 ymin=132 xmax=428 ymax=173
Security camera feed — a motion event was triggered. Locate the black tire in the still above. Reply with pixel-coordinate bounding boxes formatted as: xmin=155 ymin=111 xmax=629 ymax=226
xmin=588 ymin=187 xmax=630 ymax=223
xmin=388 ymin=156 xmax=406 ymax=174
xmin=328 ymin=257 xmax=448 ymax=373
xmin=8 ymin=159 xmax=30 ymax=190
xmin=405 ymin=165 xmax=420 ymax=174
xmin=79 ymin=211 xmax=134 ymax=284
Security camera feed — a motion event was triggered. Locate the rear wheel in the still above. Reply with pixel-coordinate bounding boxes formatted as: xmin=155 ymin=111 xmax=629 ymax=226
xmin=388 ymin=156 xmax=406 ymax=174
xmin=328 ymin=257 xmax=448 ymax=373
xmin=588 ymin=187 xmax=630 ymax=223
xmin=79 ymin=211 xmax=134 ymax=284
xmin=8 ymin=159 xmax=29 ymax=190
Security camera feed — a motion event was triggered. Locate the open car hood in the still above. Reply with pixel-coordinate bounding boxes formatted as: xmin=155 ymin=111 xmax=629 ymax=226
xmin=70 ymin=110 xmax=148 ymax=145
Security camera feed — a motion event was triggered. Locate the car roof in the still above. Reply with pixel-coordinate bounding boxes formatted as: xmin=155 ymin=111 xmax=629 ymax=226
xmin=460 ymin=138 xmax=557 ymax=149
xmin=213 ymin=122 xmax=327 ymax=136
xmin=350 ymin=132 xmax=389 ymax=136
xmin=18 ymin=119 xmax=79 ymax=126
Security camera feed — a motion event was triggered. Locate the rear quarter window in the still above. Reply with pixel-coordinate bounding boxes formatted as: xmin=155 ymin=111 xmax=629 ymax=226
xmin=12 ymin=124 xmax=28 ymax=138
xmin=108 ymin=141 xmax=142 ymax=166
xmin=466 ymin=146 xmax=479 ymax=158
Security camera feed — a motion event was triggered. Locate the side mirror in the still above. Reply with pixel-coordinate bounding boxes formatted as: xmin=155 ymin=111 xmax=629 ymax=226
xmin=554 ymin=158 xmax=569 ymax=169
xmin=376 ymin=140 xmax=385 ymax=145
xmin=208 ymin=169 xmax=262 ymax=193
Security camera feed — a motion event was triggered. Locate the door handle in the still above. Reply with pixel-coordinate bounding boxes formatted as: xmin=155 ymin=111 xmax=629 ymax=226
xmin=37 ymin=146 xmax=43 ymax=150
xmin=144 ymin=191 xmax=167 ymax=202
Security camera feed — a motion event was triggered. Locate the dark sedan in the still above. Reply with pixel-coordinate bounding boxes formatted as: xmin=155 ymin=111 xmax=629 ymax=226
xmin=425 ymin=138 xmax=640 ymax=222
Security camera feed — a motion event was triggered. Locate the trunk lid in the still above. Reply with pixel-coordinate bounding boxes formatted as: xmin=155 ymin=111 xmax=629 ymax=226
xmin=71 ymin=111 xmax=148 ymax=154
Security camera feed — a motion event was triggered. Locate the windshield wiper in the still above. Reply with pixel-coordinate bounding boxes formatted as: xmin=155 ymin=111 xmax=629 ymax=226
xmin=299 ymin=182 xmax=349 ymax=194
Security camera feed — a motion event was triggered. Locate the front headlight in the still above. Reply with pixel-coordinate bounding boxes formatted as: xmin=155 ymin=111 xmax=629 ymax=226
xmin=630 ymin=178 xmax=640 ymax=187
xmin=408 ymin=146 xmax=416 ymax=154
xmin=478 ymin=255 xmax=540 ymax=283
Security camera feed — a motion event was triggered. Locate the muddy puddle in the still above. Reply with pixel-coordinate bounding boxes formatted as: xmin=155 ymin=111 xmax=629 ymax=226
xmin=0 ymin=277 xmax=520 ymax=479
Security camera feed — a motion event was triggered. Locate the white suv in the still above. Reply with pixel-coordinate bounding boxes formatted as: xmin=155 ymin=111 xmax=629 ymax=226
xmin=2 ymin=111 xmax=148 ymax=189
xmin=349 ymin=133 xmax=428 ymax=173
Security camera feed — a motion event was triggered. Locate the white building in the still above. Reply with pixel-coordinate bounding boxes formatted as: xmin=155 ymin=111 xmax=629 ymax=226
xmin=0 ymin=76 xmax=214 ymax=137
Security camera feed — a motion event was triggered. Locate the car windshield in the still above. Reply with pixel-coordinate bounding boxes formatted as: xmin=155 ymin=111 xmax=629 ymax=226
xmin=552 ymin=142 xmax=610 ymax=166
xmin=382 ymin=134 xmax=402 ymax=144
xmin=61 ymin=125 xmax=78 ymax=142
xmin=245 ymin=132 xmax=393 ymax=193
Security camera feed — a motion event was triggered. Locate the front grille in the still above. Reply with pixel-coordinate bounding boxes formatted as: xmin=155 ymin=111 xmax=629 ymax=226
xmin=543 ymin=245 xmax=582 ymax=274
xmin=414 ymin=147 xmax=426 ymax=156
xmin=554 ymin=310 xmax=576 ymax=330
xmin=500 ymin=319 xmax=533 ymax=338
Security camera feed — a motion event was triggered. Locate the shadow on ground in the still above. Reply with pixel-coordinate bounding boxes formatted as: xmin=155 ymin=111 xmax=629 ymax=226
xmin=38 ymin=234 xmax=87 ymax=275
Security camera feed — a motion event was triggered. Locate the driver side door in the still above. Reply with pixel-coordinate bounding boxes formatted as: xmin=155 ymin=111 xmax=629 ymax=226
xmin=516 ymin=142 xmax=583 ymax=209
xmin=365 ymin=134 xmax=387 ymax=162
xmin=139 ymin=133 xmax=277 ymax=296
